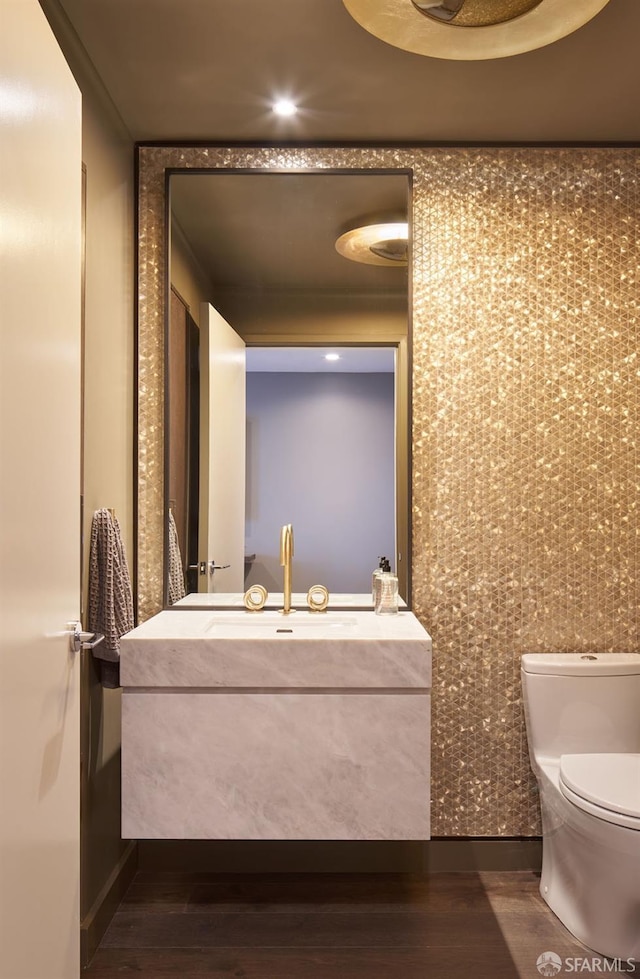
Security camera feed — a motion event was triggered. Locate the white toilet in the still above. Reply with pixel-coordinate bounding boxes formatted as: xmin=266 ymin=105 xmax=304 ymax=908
xmin=521 ymin=653 xmax=640 ymax=961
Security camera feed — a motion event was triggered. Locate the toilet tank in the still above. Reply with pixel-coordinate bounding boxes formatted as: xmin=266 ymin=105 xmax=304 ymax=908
xmin=521 ymin=653 xmax=640 ymax=765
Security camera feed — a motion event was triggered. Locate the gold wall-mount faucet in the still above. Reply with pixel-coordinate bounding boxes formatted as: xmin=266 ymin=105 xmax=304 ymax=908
xmin=279 ymin=523 xmax=295 ymax=614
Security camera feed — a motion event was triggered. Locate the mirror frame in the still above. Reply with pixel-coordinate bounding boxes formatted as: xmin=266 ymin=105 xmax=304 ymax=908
xmin=136 ymin=145 xmax=423 ymax=621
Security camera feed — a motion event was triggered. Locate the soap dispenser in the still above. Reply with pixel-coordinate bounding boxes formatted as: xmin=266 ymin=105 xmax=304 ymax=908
xmin=372 ymin=556 xmax=387 ymax=603
xmin=374 ymin=559 xmax=399 ymax=615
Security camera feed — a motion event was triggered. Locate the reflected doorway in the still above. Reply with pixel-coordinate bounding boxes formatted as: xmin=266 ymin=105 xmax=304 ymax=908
xmin=244 ymin=345 xmax=396 ymax=594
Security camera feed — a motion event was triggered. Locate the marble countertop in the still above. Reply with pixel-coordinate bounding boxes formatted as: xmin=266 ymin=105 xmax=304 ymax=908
xmin=120 ymin=609 xmax=431 ymax=690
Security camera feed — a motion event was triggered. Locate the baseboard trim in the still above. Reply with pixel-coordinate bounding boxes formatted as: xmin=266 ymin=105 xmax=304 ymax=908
xmin=426 ymin=837 xmax=542 ymax=872
xmin=81 ymin=840 xmax=137 ymax=968
xmin=138 ymin=838 xmax=542 ymax=876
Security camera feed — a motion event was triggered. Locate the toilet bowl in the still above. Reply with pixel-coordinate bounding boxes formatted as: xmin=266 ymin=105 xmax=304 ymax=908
xmin=521 ymin=653 xmax=640 ymax=961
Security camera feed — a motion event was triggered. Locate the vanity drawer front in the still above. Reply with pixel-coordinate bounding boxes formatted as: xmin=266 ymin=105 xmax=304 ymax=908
xmin=120 ymin=634 xmax=431 ymax=689
xmin=122 ymin=691 xmax=430 ymax=841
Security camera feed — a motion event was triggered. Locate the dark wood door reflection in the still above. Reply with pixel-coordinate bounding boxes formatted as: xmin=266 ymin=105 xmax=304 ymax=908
xmin=168 ymin=287 xmax=199 ymax=596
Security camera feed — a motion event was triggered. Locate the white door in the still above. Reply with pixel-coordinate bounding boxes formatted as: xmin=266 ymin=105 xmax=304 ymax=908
xmin=0 ymin=3 xmax=82 ymax=978
xmin=198 ymin=302 xmax=246 ymax=593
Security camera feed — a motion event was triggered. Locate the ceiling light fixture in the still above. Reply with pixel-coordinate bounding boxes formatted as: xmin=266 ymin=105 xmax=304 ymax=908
xmin=412 ymin=0 xmax=543 ymax=27
xmin=342 ymin=0 xmax=611 ymax=60
xmin=272 ymin=98 xmax=298 ymax=117
xmin=335 ymin=221 xmax=409 ymax=266
xmin=325 ymin=353 xmax=341 ymax=362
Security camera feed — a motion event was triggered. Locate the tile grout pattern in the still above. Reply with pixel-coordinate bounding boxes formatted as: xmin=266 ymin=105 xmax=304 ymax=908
xmin=85 ymin=870 xmax=635 ymax=977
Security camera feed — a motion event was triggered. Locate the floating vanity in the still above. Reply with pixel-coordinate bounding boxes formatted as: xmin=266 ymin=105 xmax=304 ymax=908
xmin=120 ymin=609 xmax=431 ymax=841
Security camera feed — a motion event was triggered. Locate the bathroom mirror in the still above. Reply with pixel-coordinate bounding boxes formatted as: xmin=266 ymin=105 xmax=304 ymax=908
xmin=136 ymin=147 xmax=418 ymax=621
xmin=168 ymin=170 xmax=409 ymax=609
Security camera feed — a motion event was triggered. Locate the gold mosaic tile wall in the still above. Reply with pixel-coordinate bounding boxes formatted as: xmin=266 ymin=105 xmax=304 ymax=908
xmin=137 ymin=146 xmax=640 ymax=837
xmin=412 ymin=148 xmax=640 ymax=835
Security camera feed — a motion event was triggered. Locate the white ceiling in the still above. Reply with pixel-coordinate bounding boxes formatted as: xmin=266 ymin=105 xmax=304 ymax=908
xmin=46 ymin=0 xmax=640 ymax=144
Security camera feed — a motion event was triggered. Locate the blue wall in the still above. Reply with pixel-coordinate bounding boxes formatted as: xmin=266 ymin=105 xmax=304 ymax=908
xmin=245 ymin=372 xmax=395 ymax=593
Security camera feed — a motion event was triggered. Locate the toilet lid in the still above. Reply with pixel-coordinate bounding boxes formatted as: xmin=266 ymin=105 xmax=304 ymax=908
xmin=559 ymin=754 xmax=640 ymax=820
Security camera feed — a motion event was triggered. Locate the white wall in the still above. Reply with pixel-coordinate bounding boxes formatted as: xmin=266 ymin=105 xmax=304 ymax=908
xmin=245 ymin=372 xmax=395 ymax=594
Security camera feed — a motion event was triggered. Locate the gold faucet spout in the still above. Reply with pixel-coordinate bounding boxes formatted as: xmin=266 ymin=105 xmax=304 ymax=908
xmin=279 ymin=523 xmax=294 ymax=614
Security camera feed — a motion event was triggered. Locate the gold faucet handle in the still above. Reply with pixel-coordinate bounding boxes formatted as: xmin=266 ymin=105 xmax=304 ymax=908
xmin=307 ymin=584 xmax=329 ymax=612
xmin=244 ymin=585 xmax=268 ymax=611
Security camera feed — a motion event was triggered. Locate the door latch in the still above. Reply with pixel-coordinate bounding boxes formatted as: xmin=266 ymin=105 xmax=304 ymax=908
xmin=188 ymin=561 xmax=231 ymax=576
xmin=68 ymin=622 xmax=105 ymax=654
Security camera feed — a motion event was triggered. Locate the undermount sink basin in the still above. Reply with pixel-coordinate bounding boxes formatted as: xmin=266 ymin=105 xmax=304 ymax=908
xmin=205 ymin=611 xmax=358 ymax=637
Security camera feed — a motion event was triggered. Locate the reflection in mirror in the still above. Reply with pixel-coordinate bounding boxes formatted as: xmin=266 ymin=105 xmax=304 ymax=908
xmin=244 ymin=345 xmax=396 ymax=594
xmin=166 ymin=171 xmax=410 ymax=609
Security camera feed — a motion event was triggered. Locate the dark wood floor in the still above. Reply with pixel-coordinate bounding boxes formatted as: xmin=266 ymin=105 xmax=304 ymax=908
xmin=85 ymin=870 xmax=631 ymax=977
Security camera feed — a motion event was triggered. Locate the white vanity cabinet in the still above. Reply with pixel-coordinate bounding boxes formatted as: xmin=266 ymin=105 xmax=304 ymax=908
xmin=120 ymin=610 xmax=431 ymax=840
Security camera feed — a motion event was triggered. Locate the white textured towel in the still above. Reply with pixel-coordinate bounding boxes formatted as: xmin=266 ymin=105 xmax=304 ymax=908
xmin=167 ymin=509 xmax=186 ymax=605
xmin=88 ymin=509 xmax=134 ymax=685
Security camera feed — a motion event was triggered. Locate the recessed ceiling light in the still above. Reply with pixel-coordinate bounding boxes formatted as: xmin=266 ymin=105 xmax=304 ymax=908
xmin=272 ymin=99 xmax=298 ymax=117
xmin=325 ymin=353 xmax=341 ymax=362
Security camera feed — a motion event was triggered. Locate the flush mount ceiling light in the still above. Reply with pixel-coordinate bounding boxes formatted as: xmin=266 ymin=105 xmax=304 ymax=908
xmin=342 ymin=0 xmax=611 ymax=60
xmin=272 ymin=98 xmax=298 ymax=117
xmin=335 ymin=221 xmax=409 ymax=266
